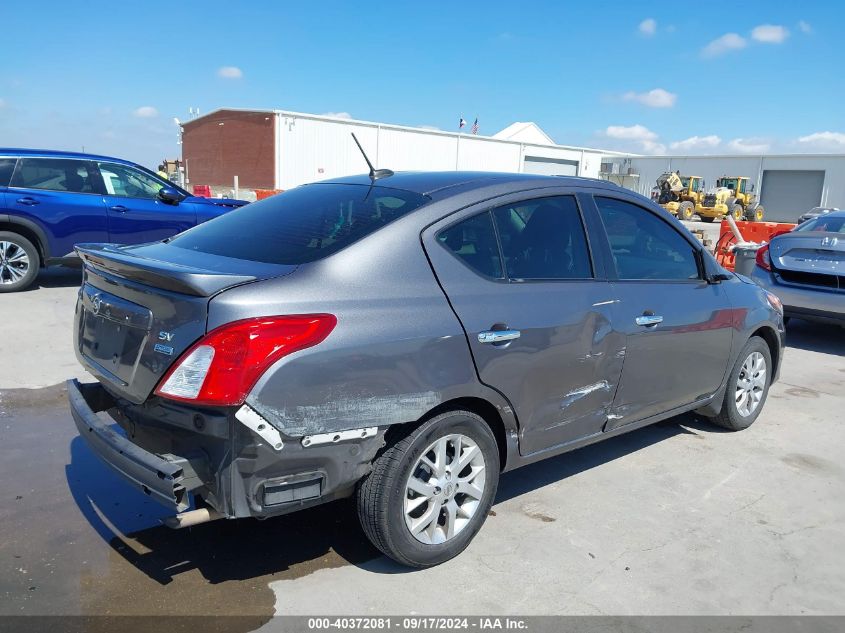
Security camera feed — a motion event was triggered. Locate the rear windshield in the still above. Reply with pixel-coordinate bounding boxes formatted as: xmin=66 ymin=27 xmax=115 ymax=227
xmin=795 ymin=216 xmax=845 ymax=234
xmin=170 ymin=183 xmax=429 ymax=264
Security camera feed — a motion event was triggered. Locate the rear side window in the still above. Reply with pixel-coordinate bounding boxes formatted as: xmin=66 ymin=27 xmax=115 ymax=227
xmin=0 ymin=158 xmax=16 ymax=187
xmin=595 ymin=196 xmax=700 ymax=280
xmin=170 ymin=183 xmax=429 ymax=264
xmin=10 ymin=158 xmax=100 ymax=194
xmin=437 ymin=212 xmax=503 ymax=279
xmin=492 ymin=196 xmax=592 ymax=280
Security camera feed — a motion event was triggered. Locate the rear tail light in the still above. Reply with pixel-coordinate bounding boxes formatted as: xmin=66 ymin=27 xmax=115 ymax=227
xmin=155 ymin=314 xmax=336 ymax=406
xmin=755 ymin=244 xmax=772 ymax=271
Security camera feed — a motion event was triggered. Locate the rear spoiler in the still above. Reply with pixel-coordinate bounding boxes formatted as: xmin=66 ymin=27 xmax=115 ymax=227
xmin=75 ymin=243 xmax=256 ymax=297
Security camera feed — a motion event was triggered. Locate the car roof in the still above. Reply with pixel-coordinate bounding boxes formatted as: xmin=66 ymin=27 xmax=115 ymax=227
xmin=318 ymin=171 xmax=621 ymax=196
xmin=0 ymin=147 xmax=138 ymax=166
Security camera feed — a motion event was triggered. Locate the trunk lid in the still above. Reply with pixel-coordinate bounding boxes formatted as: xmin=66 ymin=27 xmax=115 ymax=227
xmin=770 ymin=232 xmax=845 ymax=290
xmin=75 ymin=242 xmax=296 ymax=404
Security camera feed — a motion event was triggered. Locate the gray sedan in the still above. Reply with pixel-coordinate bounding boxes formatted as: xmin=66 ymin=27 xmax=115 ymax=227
xmin=68 ymin=172 xmax=784 ymax=567
xmin=752 ymin=210 xmax=845 ymax=326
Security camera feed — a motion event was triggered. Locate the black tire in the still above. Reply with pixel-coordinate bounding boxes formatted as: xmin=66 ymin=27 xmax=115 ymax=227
xmin=0 ymin=231 xmax=40 ymax=293
xmin=678 ymin=201 xmax=695 ymax=221
xmin=707 ymin=336 xmax=772 ymax=431
xmin=357 ymin=409 xmax=500 ymax=568
xmin=730 ymin=204 xmax=745 ymax=220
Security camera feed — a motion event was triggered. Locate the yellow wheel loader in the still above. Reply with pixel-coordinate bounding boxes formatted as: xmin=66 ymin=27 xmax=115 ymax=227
xmin=652 ymin=172 xmax=702 ymax=221
xmin=715 ymin=176 xmax=765 ymax=222
xmin=696 ymin=186 xmax=738 ymax=223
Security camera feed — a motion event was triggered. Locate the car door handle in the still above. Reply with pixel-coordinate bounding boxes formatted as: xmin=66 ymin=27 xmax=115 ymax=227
xmin=16 ymin=197 xmax=39 ymax=206
xmin=109 ymin=205 xmax=129 ymax=213
xmin=478 ymin=329 xmax=521 ymax=344
xmin=635 ymin=315 xmax=664 ymax=327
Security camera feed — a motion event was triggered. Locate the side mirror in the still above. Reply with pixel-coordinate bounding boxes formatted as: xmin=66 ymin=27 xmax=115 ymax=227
xmin=751 ymin=184 xmax=755 ymax=192
xmin=158 ymin=186 xmax=183 ymax=204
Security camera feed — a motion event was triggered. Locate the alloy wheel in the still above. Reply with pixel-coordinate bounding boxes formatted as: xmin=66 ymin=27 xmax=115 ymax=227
xmin=0 ymin=241 xmax=30 ymax=285
xmin=735 ymin=351 xmax=767 ymax=417
xmin=404 ymin=433 xmax=486 ymax=545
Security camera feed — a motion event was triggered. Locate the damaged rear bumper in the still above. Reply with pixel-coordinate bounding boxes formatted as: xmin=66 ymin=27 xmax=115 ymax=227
xmin=68 ymin=379 xmax=200 ymax=511
xmin=69 ymin=379 xmax=387 ymax=520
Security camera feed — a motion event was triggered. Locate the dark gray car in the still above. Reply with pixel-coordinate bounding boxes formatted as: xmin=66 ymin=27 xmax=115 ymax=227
xmin=752 ymin=210 xmax=845 ymax=325
xmin=68 ymin=172 xmax=785 ymax=567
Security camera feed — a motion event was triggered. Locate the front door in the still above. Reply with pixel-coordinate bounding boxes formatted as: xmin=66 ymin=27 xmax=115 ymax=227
xmin=423 ymin=192 xmax=626 ymax=456
xmin=590 ymin=195 xmax=735 ymax=427
xmin=97 ymin=161 xmax=196 ymax=244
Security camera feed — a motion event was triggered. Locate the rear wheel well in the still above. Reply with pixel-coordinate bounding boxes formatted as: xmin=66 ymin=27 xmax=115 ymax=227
xmin=751 ymin=326 xmax=780 ymax=377
xmin=0 ymin=222 xmax=44 ymax=266
xmin=384 ymin=397 xmax=509 ymax=471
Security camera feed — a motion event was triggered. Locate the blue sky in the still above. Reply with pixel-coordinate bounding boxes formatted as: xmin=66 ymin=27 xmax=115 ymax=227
xmin=1 ymin=1 xmax=842 ymax=168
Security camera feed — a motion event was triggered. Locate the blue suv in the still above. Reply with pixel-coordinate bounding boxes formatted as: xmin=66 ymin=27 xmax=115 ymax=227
xmin=0 ymin=149 xmax=248 ymax=292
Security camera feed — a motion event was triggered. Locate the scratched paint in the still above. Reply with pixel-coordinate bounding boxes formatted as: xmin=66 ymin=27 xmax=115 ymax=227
xmin=559 ymin=380 xmax=611 ymax=410
xmin=249 ymin=391 xmax=442 ymax=436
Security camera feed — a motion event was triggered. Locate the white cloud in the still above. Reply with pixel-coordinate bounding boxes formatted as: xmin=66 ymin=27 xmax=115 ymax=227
xmin=798 ymin=20 xmax=812 ymax=34
xmin=701 ymin=33 xmax=747 ymax=57
xmin=604 ymin=125 xmax=664 ymax=154
xmin=638 ymin=18 xmax=657 ymax=36
xmin=133 ymin=106 xmax=158 ymax=118
xmin=622 ymin=88 xmax=677 ymax=108
xmin=605 ymin=124 xmax=657 ymax=141
xmin=320 ymin=111 xmax=352 ymax=119
xmin=751 ymin=24 xmax=789 ymax=44
xmin=797 ymin=131 xmax=845 ymax=149
xmin=727 ymin=137 xmax=771 ymax=154
xmin=669 ymin=135 xmax=722 ymax=151
xmin=217 ymin=66 xmax=243 ymax=79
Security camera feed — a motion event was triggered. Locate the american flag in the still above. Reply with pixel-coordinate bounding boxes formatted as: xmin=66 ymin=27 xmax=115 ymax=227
xmin=459 ymin=117 xmax=466 ymax=129
xmin=471 ymin=117 xmax=479 ymax=135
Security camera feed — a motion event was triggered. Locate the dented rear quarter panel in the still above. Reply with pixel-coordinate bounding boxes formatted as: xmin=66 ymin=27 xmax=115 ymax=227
xmin=206 ymin=207 xmax=519 ymax=458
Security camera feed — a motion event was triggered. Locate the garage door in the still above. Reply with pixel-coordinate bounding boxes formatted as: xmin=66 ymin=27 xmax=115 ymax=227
xmin=523 ymin=156 xmax=579 ymax=176
xmin=760 ymin=170 xmax=825 ymax=222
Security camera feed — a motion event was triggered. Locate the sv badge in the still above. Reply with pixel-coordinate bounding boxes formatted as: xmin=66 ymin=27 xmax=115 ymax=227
xmin=158 ymin=331 xmax=175 ymax=342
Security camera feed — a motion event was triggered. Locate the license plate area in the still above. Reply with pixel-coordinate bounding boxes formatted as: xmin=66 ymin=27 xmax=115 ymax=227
xmin=79 ymin=284 xmax=153 ymax=385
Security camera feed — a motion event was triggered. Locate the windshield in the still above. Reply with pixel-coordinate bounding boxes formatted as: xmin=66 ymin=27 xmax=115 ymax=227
xmin=794 ymin=215 xmax=845 ymax=233
xmin=169 ymin=183 xmax=430 ymax=264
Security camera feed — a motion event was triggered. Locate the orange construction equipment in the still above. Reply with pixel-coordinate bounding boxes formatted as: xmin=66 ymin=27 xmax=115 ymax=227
xmin=715 ymin=220 xmax=796 ymax=271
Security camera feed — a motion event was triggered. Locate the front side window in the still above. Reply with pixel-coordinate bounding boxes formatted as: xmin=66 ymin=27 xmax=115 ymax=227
xmin=492 ymin=196 xmax=592 ymax=280
xmin=171 ymin=183 xmax=429 ymax=265
xmin=595 ymin=196 xmax=700 ymax=281
xmin=10 ymin=158 xmax=99 ymax=193
xmin=437 ymin=212 xmax=503 ymax=279
xmin=98 ymin=162 xmax=165 ymax=199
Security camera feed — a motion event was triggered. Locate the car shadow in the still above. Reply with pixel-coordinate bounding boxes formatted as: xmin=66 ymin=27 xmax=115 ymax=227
xmin=785 ymin=318 xmax=844 ymax=356
xmin=67 ymin=413 xmax=714 ymax=582
xmin=27 ymin=266 xmax=82 ymax=290
xmin=65 ymin=436 xmax=380 ymax=587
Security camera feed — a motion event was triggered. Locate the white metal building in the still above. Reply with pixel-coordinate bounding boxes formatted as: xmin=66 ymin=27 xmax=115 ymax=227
xmin=602 ymin=154 xmax=845 ymax=222
xmin=181 ymin=108 xmax=627 ymax=194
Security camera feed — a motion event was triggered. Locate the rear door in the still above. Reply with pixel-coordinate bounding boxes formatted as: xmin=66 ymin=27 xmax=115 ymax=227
xmin=423 ymin=190 xmax=625 ymax=456
xmin=7 ymin=157 xmax=109 ymax=257
xmin=589 ymin=195 xmax=735 ymax=427
xmin=97 ymin=161 xmax=196 ymax=244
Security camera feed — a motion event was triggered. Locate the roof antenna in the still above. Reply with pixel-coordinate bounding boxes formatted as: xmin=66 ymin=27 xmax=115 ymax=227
xmin=351 ymin=132 xmax=393 ymax=181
